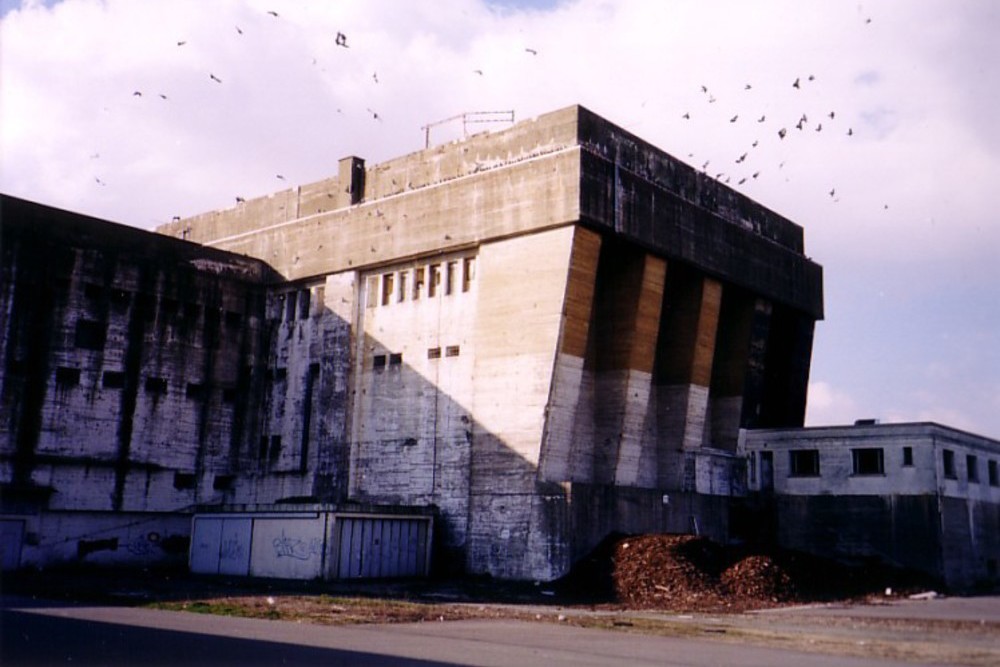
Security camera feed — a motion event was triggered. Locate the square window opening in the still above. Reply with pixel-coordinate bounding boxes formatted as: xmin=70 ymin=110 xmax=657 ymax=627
xmin=427 ymin=347 xmax=441 ymax=360
xmin=445 ymin=345 xmax=460 ymax=357
xmin=852 ymin=448 xmax=885 ymax=475
xmin=789 ymin=449 xmax=820 ymax=477
xmin=373 ymin=354 xmax=387 ymax=370
xmin=102 ymin=371 xmax=126 ymax=389
xmin=389 ymin=352 xmax=403 ymax=366
xmin=55 ymin=366 xmax=81 ymax=386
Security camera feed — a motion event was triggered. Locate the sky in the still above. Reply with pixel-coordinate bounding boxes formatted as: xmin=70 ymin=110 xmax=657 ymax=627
xmin=2 ymin=0 xmax=998 ymax=438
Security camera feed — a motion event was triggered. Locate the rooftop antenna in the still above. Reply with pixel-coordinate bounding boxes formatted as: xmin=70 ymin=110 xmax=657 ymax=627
xmin=421 ymin=110 xmax=515 ymax=149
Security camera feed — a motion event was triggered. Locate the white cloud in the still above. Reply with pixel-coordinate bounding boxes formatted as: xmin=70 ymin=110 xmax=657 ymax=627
xmin=805 ymin=381 xmax=861 ymax=428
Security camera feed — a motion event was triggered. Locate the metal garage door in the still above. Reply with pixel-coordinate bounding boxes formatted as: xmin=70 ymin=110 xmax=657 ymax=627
xmin=334 ymin=516 xmax=430 ymax=579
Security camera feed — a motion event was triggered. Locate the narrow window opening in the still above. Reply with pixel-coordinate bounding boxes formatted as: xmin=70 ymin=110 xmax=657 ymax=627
xmin=967 ymin=454 xmax=979 ymax=483
xmin=74 ymin=319 xmax=106 ymax=350
xmin=381 ymin=273 xmax=394 ymax=306
xmin=427 ymin=347 xmax=441 ymax=359
xmin=285 ymin=292 xmax=297 ymax=321
xmin=224 ymin=310 xmax=243 ymax=328
xmin=173 ymin=472 xmax=196 ymax=490
xmin=144 ymin=377 xmax=168 ymax=394
xmin=222 ymin=387 xmax=238 ymax=403
xmin=428 ymin=264 xmax=441 ymax=297
xmin=55 ymin=366 xmax=81 ymax=386
xmin=462 ymin=257 xmax=476 ymax=292
xmin=389 ymin=352 xmax=403 ymax=366
xmin=373 ymin=354 xmax=387 ymax=370
xmin=988 ymin=460 xmax=998 ymax=487
xmin=102 ymin=371 xmax=126 ymax=389
xmin=445 ymin=345 xmax=460 ymax=357
xmin=413 ymin=267 xmax=425 ymax=300
xmin=213 ymin=475 xmax=235 ymax=491
xmin=269 ymin=435 xmax=282 ymax=461
xmin=298 ymin=289 xmax=310 ymax=319
xmin=902 ymin=446 xmax=914 ymax=467
xmin=943 ymin=449 xmax=956 ymax=479
xmin=185 ymin=382 xmax=207 ymax=399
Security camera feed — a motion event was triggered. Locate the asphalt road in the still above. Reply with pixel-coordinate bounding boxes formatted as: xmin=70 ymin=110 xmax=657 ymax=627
xmin=2 ymin=595 xmax=933 ymax=667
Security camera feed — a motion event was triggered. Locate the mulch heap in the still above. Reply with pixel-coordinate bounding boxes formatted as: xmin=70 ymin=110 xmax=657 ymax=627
xmin=557 ymin=533 xmax=939 ymax=612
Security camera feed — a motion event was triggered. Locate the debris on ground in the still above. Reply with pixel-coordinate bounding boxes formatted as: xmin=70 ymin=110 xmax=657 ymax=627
xmin=557 ymin=533 xmax=941 ymax=612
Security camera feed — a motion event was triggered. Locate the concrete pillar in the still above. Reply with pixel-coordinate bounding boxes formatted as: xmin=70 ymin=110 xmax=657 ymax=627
xmin=655 ymin=267 xmax=722 ymax=468
xmin=708 ymin=287 xmax=756 ymax=451
xmin=337 ymin=156 xmax=365 ymax=207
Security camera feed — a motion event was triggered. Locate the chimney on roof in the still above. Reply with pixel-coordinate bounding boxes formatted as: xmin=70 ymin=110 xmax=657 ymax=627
xmin=338 ymin=156 xmax=365 ymax=207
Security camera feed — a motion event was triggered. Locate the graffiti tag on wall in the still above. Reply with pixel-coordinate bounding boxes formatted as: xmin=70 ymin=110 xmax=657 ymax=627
xmin=272 ymin=531 xmax=322 ymax=560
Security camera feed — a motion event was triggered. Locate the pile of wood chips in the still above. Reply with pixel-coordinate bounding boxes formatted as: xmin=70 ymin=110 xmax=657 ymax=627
xmin=560 ymin=533 xmax=937 ymax=612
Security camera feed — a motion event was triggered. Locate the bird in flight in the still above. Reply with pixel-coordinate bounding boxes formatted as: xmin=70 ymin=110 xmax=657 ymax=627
xmin=177 ymin=40 xmax=187 ymax=46
xmin=210 ymin=73 xmax=222 ymax=83
xmin=682 ymin=112 xmax=690 ymax=119
xmin=276 ymin=174 xmax=285 ymax=181
xmin=792 ymin=77 xmax=800 ymax=89
xmin=132 ymin=91 xmax=142 ymax=97
xmin=236 ymin=196 xmax=246 ymax=203
xmin=235 ymin=26 xmax=243 ymax=35
xmin=847 ymin=128 xmax=854 ymax=136
xmin=336 ymin=31 xmax=348 ymax=47
xmin=735 ymin=152 xmax=747 ymax=164
xmin=267 ymin=10 xmax=279 ymax=18
xmin=730 ymin=114 xmax=738 ymax=123
xmin=757 ymin=115 xmax=766 ymax=123
xmin=778 ymin=127 xmax=787 ymax=139
xmin=525 ymin=47 xmax=538 ymax=55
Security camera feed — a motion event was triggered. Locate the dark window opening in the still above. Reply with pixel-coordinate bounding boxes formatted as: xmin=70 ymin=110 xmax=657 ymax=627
xmin=55 ymin=366 xmax=81 ymax=386
xmin=389 ymin=352 xmax=402 ymax=366
xmin=989 ymin=460 xmax=998 ymax=487
xmin=413 ymin=267 xmax=425 ymax=300
xmin=902 ymin=446 xmax=914 ymax=467
xmin=373 ymin=354 xmax=387 ymax=370
xmin=462 ymin=257 xmax=475 ymax=292
xmin=298 ymin=289 xmax=310 ymax=319
xmin=428 ymin=264 xmax=440 ymax=297
xmin=852 ymin=448 xmax=885 ymax=475
xmin=943 ymin=449 xmax=956 ymax=479
xmin=160 ymin=297 xmax=179 ymax=318
xmin=224 ymin=310 xmax=243 ymax=328
xmin=102 ymin=371 xmax=125 ymax=389
xmin=285 ymin=292 xmax=297 ymax=321
xmin=967 ymin=454 xmax=979 ymax=483
xmin=259 ymin=436 xmax=269 ymax=459
xmin=135 ymin=294 xmax=156 ymax=321
xmin=273 ymin=367 xmax=287 ymax=381
xmin=445 ymin=345 xmax=460 ymax=357
xmin=144 ymin=377 xmax=168 ymax=394
xmin=789 ymin=449 xmax=820 ymax=477
xmin=445 ymin=261 xmax=457 ymax=295
xmin=381 ymin=273 xmax=394 ymax=306
xmin=366 ymin=277 xmax=379 ymax=308
xmin=427 ymin=347 xmax=441 ymax=359
xmin=213 ymin=475 xmax=235 ymax=491
xmin=269 ymin=435 xmax=282 ymax=461
xmin=173 ymin=472 xmax=196 ymax=490
xmin=185 ymin=382 xmax=206 ymax=399
xmin=74 ymin=319 xmax=106 ymax=350
xmin=109 ymin=288 xmax=130 ymax=309
xmin=183 ymin=302 xmax=201 ymax=322
xmin=83 ymin=283 xmax=104 ymax=301
xmin=221 ymin=386 xmax=238 ymax=403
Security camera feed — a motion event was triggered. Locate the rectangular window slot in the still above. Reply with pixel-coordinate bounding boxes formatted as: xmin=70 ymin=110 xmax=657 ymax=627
xmin=852 ymin=448 xmax=884 ymax=475
xmin=213 ymin=475 xmax=235 ymax=491
xmin=74 ymin=319 xmax=106 ymax=350
xmin=160 ymin=297 xmax=179 ymax=318
xmin=144 ymin=377 xmax=168 ymax=394
xmin=427 ymin=347 xmax=441 ymax=359
xmin=413 ymin=267 xmax=425 ymax=300
xmin=102 ymin=371 xmax=126 ymax=389
xmin=285 ymin=292 xmax=297 ymax=322
xmin=136 ymin=294 xmax=156 ymax=321
xmin=222 ymin=387 xmax=238 ymax=403
xmin=389 ymin=352 xmax=403 ymax=366
xmin=173 ymin=472 xmax=196 ymax=490
xmin=463 ymin=257 xmax=476 ymax=292
xmin=298 ymin=289 xmax=311 ymax=319
xmin=902 ymin=446 xmax=913 ymax=467
xmin=83 ymin=283 xmax=104 ymax=301
xmin=789 ymin=449 xmax=820 ymax=477
xmin=183 ymin=302 xmax=201 ymax=321
xmin=55 ymin=366 xmax=81 ymax=386
xmin=967 ymin=454 xmax=979 ymax=483
xmin=381 ymin=273 xmax=395 ymax=306
xmin=943 ymin=449 xmax=956 ymax=479
xmin=224 ymin=310 xmax=243 ymax=328
xmin=445 ymin=345 xmax=460 ymax=357
xmin=373 ymin=354 xmax=387 ymax=369
xmin=185 ymin=382 xmax=207 ymax=399
xmin=109 ymin=289 xmax=130 ymax=309
xmin=269 ymin=435 xmax=282 ymax=461
xmin=989 ymin=460 xmax=998 ymax=487
xmin=273 ymin=367 xmax=287 ymax=381
xmin=429 ymin=264 xmax=441 ymax=297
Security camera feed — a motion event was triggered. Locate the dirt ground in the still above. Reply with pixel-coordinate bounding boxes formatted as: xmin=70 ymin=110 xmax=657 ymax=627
xmin=6 ymin=534 xmax=999 ymax=665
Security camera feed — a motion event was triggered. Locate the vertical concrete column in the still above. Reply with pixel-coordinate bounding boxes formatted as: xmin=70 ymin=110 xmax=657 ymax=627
xmin=337 ymin=156 xmax=365 ymax=208
xmin=588 ymin=244 xmax=667 ymax=487
xmin=539 ymin=227 xmax=602 ymax=482
xmin=708 ymin=288 xmax=756 ymax=451
xmin=655 ymin=268 xmax=722 ymax=461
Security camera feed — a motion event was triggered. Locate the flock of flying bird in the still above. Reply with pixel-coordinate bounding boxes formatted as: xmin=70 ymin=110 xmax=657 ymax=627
xmin=95 ymin=7 xmax=886 ymax=215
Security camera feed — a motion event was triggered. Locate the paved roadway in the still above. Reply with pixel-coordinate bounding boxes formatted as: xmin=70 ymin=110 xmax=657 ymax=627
xmin=1 ymin=594 xmax=939 ymax=667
